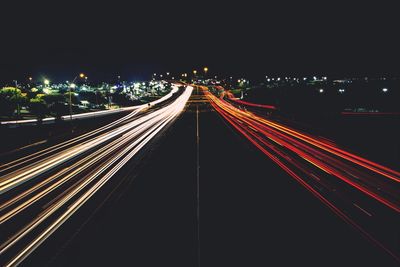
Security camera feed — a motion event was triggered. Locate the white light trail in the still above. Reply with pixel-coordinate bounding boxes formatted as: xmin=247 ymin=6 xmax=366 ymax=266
xmin=0 ymin=85 xmax=193 ymax=266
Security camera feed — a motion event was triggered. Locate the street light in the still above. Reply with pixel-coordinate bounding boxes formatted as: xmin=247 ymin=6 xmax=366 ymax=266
xmin=193 ymin=70 xmax=197 ymax=75
xmin=14 ymin=80 xmax=20 ymax=118
xmin=203 ymin=67 xmax=208 ymax=74
xmin=68 ymin=83 xmax=77 ymax=120
xmin=67 ymin=73 xmax=85 ymax=121
xmin=44 ymin=79 xmax=50 ymax=86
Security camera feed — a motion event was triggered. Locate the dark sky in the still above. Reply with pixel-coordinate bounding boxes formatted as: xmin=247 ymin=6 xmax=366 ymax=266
xmin=1 ymin=1 xmax=400 ymax=82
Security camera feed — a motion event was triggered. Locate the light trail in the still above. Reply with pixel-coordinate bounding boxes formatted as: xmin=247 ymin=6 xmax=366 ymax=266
xmin=216 ymin=86 xmax=276 ymax=110
xmin=202 ymin=85 xmax=400 ymax=262
xmin=0 ymin=85 xmax=192 ymax=266
xmin=0 ymin=86 xmax=179 ymax=173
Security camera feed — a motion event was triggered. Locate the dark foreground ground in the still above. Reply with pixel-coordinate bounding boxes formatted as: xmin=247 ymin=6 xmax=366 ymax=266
xmin=10 ymin=89 xmax=399 ymax=266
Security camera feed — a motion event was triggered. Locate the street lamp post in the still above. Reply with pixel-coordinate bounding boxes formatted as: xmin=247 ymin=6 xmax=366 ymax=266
xmin=68 ymin=73 xmax=85 ymax=121
xmin=193 ymin=70 xmax=197 ymax=82
xmin=69 ymin=83 xmax=77 ymax=121
xmin=14 ymin=80 xmax=20 ymax=118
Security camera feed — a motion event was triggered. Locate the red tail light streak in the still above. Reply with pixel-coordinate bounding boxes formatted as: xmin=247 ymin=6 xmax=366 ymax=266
xmin=202 ymin=86 xmax=400 ymax=262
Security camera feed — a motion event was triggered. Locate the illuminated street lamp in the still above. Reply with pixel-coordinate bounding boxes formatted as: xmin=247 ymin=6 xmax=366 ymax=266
xmin=382 ymin=88 xmax=388 ymax=93
xmin=203 ymin=67 xmax=208 ymax=74
xmin=28 ymin=77 xmax=33 ymax=82
xmin=193 ymin=70 xmax=197 ymax=75
xmin=44 ymin=79 xmax=50 ymax=86
xmin=68 ymin=83 xmax=77 ymax=121
xmin=66 ymin=73 xmax=85 ymax=122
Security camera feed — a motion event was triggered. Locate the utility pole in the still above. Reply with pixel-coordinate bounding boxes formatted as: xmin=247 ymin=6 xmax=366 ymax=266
xmin=14 ymin=80 xmax=20 ymax=118
xmin=69 ymin=86 xmax=73 ymax=121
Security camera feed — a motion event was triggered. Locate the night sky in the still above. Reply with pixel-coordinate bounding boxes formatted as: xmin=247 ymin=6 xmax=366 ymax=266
xmin=1 ymin=1 xmax=400 ymax=82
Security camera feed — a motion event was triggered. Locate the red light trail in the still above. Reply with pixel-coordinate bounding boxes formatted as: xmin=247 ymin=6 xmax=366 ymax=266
xmin=202 ymin=85 xmax=400 ymax=262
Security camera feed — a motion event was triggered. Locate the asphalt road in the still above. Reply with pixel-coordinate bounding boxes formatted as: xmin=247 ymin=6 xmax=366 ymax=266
xmin=1 ymin=86 xmax=398 ymax=266
xmin=201 ymin=88 xmax=399 ymax=266
xmin=0 ymin=86 xmax=192 ymax=266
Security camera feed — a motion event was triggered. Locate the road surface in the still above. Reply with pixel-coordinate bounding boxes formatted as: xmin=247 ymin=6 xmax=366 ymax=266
xmin=0 ymin=85 xmax=398 ymax=266
xmin=0 ymin=85 xmax=192 ymax=266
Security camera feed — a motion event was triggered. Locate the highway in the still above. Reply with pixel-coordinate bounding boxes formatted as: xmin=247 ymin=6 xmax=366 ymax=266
xmin=0 ymin=85 xmax=193 ymax=266
xmin=204 ymin=86 xmax=400 ymax=264
xmin=0 ymin=84 xmax=398 ymax=266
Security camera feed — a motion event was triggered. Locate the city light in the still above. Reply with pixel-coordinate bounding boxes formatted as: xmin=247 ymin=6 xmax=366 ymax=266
xmin=70 ymin=83 xmax=76 ymax=89
xmin=203 ymin=67 xmax=208 ymax=73
xmin=193 ymin=70 xmax=197 ymax=75
xmin=319 ymin=88 xmax=324 ymax=93
xmin=44 ymin=79 xmax=50 ymax=86
xmin=382 ymin=88 xmax=388 ymax=92
xmin=79 ymin=73 xmax=85 ymax=78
